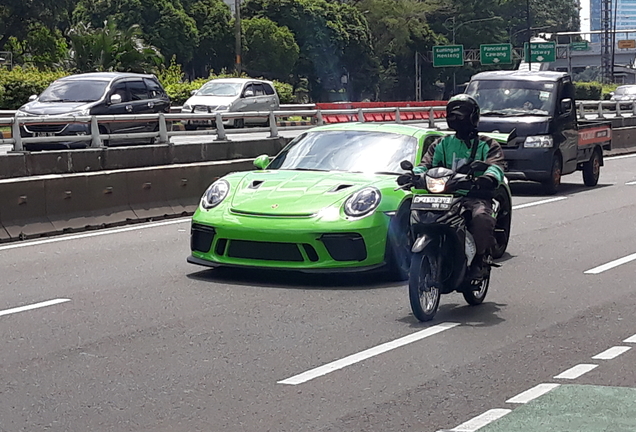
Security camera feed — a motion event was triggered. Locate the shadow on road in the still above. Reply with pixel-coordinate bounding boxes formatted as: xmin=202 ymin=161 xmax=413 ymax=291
xmin=397 ymin=301 xmax=506 ymax=328
xmin=186 ymin=266 xmax=405 ymax=291
xmin=510 ymin=181 xmax=612 ymax=197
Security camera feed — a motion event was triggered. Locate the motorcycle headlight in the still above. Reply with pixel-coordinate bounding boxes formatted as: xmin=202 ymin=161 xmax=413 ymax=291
xmin=426 ymin=175 xmax=451 ymax=193
xmin=524 ymin=135 xmax=553 ymax=148
xmin=201 ymin=179 xmax=229 ymax=209
xmin=344 ymin=187 xmax=381 ymax=218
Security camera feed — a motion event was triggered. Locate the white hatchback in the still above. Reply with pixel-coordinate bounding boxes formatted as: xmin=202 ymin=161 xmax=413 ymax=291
xmin=181 ymin=78 xmax=280 ymax=129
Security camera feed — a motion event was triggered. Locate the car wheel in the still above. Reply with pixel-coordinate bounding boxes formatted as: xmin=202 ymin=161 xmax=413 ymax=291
xmin=541 ymin=153 xmax=562 ymax=195
xmin=233 ymin=118 xmax=245 ymax=129
xmin=582 ymin=148 xmax=601 ymax=187
xmin=385 ymin=203 xmax=411 ymax=281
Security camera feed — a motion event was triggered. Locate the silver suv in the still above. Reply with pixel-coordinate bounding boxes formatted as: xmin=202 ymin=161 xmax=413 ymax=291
xmin=181 ymin=78 xmax=280 ymax=129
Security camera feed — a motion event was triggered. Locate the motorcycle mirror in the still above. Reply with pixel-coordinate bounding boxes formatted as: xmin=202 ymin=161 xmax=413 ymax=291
xmin=400 ymin=160 xmax=414 ymax=171
xmin=470 ymin=161 xmax=489 ymax=172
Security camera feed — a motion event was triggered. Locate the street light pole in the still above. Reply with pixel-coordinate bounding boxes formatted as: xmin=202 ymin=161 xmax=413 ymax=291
xmin=235 ymin=0 xmax=242 ymax=74
xmin=527 ymin=0 xmax=532 ymax=70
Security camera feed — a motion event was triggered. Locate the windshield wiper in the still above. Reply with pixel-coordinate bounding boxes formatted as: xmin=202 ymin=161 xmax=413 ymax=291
xmin=288 ymin=167 xmax=329 ymax=172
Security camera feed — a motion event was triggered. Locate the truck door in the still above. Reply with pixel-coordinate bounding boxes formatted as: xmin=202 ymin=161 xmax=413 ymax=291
xmin=556 ymin=79 xmax=578 ymax=174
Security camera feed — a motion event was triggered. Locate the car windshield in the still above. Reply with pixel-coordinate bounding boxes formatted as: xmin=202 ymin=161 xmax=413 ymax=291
xmin=38 ymin=80 xmax=109 ymax=102
xmin=615 ymin=86 xmax=636 ymax=95
xmin=267 ymin=130 xmax=418 ymax=174
xmin=197 ymin=82 xmax=243 ymax=96
xmin=466 ymin=79 xmax=556 ymax=116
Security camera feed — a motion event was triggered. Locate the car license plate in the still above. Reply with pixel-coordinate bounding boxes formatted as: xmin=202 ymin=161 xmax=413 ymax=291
xmin=411 ymin=194 xmax=454 ymax=210
xmin=34 ymin=132 xmax=57 ymax=137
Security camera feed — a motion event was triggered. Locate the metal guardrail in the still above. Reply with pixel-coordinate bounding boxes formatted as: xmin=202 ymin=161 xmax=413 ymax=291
xmin=0 ymin=106 xmax=447 ymax=151
xmin=1 ymin=100 xmax=635 ymax=152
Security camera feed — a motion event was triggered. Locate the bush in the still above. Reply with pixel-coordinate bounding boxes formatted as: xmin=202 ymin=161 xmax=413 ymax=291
xmin=0 ymin=66 xmax=68 ymax=109
xmin=574 ymin=81 xmax=602 ymax=101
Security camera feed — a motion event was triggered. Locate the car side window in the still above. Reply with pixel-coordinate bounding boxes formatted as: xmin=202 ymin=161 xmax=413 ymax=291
xmin=243 ymin=84 xmax=255 ymax=97
xmin=111 ymin=82 xmax=130 ymax=102
xmin=144 ymin=78 xmax=167 ymax=99
xmin=127 ymin=80 xmax=149 ymax=101
xmin=263 ymin=84 xmax=275 ymax=95
xmin=252 ymin=83 xmax=265 ymax=96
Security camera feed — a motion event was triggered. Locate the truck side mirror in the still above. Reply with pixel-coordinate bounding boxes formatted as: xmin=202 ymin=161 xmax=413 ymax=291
xmin=561 ymin=98 xmax=573 ymax=113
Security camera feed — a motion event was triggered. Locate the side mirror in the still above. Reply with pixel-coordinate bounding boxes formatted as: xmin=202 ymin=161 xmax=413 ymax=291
xmin=28 ymin=95 xmax=37 ymax=102
xmin=110 ymin=94 xmax=122 ymax=104
xmin=400 ymin=160 xmax=414 ymax=171
xmin=190 ymin=89 xmax=198 ymax=96
xmin=561 ymin=98 xmax=573 ymax=113
xmin=253 ymin=154 xmax=271 ymax=170
xmin=244 ymin=90 xmax=255 ymax=98
xmin=610 ymin=91 xmax=615 ymax=97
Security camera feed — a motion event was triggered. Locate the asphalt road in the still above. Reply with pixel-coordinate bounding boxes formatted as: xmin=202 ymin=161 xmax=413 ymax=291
xmin=0 ymin=154 xmax=636 ymax=432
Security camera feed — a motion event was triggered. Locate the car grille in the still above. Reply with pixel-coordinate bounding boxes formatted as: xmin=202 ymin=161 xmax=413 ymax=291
xmin=226 ymin=240 xmax=305 ymax=262
xmin=191 ymin=224 xmax=216 ymax=253
xmin=24 ymin=124 xmax=67 ymax=134
xmin=193 ymin=105 xmax=218 ymax=113
xmin=319 ymin=233 xmax=367 ymax=261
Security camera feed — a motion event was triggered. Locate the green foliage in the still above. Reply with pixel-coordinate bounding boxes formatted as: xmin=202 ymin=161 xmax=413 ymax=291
xmin=0 ymin=66 xmax=68 ymax=109
xmin=64 ymin=21 xmax=164 ymax=73
xmin=242 ymin=17 xmax=299 ymax=80
xmin=601 ymin=83 xmax=619 ymax=100
xmin=157 ymin=56 xmax=186 ymax=87
xmin=272 ymin=80 xmax=293 ymax=103
xmin=574 ymin=81 xmax=602 ymax=101
xmin=4 ymin=23 xmax=68 ymax=68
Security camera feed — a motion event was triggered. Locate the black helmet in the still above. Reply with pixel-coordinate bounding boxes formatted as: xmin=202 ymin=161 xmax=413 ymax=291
xmin=446 ymin=94 xmax=480 ymax=133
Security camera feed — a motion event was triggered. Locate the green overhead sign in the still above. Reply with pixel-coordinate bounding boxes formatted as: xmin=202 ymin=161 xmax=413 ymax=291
xmin=524 ymin=42 xmax=557 ymax=63
xmin=433 ymin=45 xmax=464 ymax=67
xmin=480 ymin=43 xmax=513 ymax=65
xmin=570 ymin=41 xmax=590 ymax=51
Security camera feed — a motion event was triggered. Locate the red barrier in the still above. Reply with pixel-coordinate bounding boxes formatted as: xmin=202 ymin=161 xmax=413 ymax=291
xmin=316 ymin=101 xmax=447 ymax=124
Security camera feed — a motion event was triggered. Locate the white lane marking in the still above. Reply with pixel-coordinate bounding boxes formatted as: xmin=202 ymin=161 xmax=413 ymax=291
xmin=624 ymin=334 xmax=636 ymax=343
xmin=506 ymin=383 xmax=560 ymax=404
xmin=0 ymin=218 xmax=190 ymax=252
xmin=592 ymin=346 xmax=631 ymax=360
xmin=627 ymin=180 xmax=636 ymax=185
xmin=511 ymin=197 xmax=567 ymax=210
xmin=446 ymin=409 xmax=512 ymax=432
xmin=584 ymin=252 xmax=636 ymax=274
xmin=278 ymin=322 xmax=460 ymax=385
xmin=0 ymin=298 xmax=70 ymax=317
xmin=553 ymin=363 xmax=598 ymax=379
xmin=606 ymin=153 xmax=636 ymax=161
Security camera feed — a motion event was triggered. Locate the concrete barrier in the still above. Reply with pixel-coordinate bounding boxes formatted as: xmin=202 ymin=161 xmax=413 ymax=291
xmin=0 ymin=177 xmax=57 ymax=239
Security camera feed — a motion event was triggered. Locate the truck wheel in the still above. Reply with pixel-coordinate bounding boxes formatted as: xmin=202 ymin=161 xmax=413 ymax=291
xmin=582 ymin=149 xmax=601 ymax=187
xmin=542 ymin=154 xmax=562 ymax=195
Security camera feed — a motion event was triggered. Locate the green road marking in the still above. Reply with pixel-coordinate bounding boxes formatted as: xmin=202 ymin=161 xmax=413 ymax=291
xmin=481 ymin=385 xmax=636 ymax=432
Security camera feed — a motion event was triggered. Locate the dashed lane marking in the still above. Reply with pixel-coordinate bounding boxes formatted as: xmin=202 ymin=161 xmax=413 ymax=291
xmin=553 ymin=364 xmax=598 ymax=380
xmin=505 ymin=383 xmax=561 ymax=404
xmin=278 ymin=322 xmax=459 ymax=385
xmin=438 ymin=409 xmax=512 ymax=432
xmin=0 ymin=298 xmax=70 ymax=317
xmin=584 ymin=252 xmax=636 ymax=274
xmin=592 ymin=346 xmax=631 ymax=360
xmin=511 ymin=197 xmax=567 ymax=210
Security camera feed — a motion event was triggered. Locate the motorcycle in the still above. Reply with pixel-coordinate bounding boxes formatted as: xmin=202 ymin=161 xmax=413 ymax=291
xmin=397 ymin=160 xmax=512 ymax=322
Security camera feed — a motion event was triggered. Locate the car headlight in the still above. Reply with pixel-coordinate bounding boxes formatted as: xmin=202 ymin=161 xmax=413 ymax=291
xmin=216 ymin=105 xmax=229 ymax=111
xmin=524 ymin=135 xmax=553 ymax=148
xmin=344 ymin=187 xmax=381 ymax=218
xmin=426 ymin=175 xmax=451 ymax=193
xmin=201 ymin=179 xmax=230 ymax=209
xmin=182 ymin=104 xmax=192 ymax=112
xmin=15 ymin=110 xmax=29 ymax=117
xmin=63 ymin=109 xmax=90 ymax=117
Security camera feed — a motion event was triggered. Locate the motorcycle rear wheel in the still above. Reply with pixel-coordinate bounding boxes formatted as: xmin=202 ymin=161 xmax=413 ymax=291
xmin=462 ymin=273 xmax=490 ymax=305
xmin=409 ymin=252 xmax=440 ymax=322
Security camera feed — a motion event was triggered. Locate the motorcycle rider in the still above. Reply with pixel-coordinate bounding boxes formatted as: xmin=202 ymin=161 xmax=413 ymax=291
xmin=399 ymin=94 xmax=506 ymax=280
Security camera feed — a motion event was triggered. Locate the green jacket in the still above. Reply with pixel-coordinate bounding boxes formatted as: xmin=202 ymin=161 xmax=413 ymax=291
xmin=414 ymin=134 xmax=505 ymax=185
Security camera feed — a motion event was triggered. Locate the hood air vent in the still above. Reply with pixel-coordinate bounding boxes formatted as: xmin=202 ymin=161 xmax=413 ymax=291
xmin=328 ymin=184 xmax=354 ymax=193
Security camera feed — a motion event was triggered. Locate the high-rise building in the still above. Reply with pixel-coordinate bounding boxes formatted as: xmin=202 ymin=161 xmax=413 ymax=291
xmin=587 ymin=0 xmax=636 ymax=41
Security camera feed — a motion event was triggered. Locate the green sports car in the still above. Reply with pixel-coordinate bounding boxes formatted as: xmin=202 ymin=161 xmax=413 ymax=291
xmin=187 ymin=123 xmax=512 ymax=280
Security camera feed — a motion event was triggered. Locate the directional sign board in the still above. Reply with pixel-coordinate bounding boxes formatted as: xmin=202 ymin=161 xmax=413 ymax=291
xmin=433 ymin=45 xmax=464 ymax=67
xmin=618 ymin=39 xmax=636 ymax=49
xmin=480 ymin=44 xmax=512 ymax=65
xmin=570 ymin=41 xmax=590 ymax=51
xmin=524 ymin=42 xmax=556 ymax=63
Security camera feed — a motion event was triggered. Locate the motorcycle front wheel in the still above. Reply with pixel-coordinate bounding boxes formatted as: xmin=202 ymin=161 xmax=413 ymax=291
xmin=409 ymin=251 xmax=440 ymax=322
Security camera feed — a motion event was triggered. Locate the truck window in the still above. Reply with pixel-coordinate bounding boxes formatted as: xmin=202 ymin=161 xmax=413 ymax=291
xmin=466 ymin=80 xmax=556 ymax=116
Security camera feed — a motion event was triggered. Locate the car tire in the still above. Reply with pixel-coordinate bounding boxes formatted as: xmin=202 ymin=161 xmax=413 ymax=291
xmin=233 ymin=118 xmax=245 ymax=129
xmin=542 ymin=153 xmax=562 ymax=195
xmin=582 ymin=148 xmax=601 ymax=187
xmin=385 ymin=203 xmax=411 ymax=281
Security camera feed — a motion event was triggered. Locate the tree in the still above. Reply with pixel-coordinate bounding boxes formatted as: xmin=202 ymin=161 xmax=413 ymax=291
xmin=242 ymin=17 xmax=299 ymax=80
xmin=72 ymin=0 xmax=199 ymax=65
xmin=4 ymin=23 xmax=68 ymax=68
xmin=242 ymin=0 xmax=377 ymax=101
xmin=65 ymin=20 xmax=164 ymax=73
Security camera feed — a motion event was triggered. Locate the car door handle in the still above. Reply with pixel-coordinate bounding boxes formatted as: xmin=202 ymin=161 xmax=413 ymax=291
xmin=126 ymin=105 xmax=133 ymax=112
xmin=148 ymin=101 xmax=155 ymax=109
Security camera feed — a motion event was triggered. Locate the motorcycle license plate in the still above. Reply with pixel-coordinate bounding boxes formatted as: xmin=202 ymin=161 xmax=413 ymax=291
xmin=411 ymin=194 xmax=454 ymax=211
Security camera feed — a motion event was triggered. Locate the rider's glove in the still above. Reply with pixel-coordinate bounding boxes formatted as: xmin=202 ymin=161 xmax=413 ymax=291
xmin=397 ymin=174 xmax=413 ymax=186
xmin=474 ymin=175 xmax=497 ymax=190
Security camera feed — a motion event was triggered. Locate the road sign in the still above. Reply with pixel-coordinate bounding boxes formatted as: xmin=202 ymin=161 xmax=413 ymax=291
xmin=570 ymin=41 xmax=590 ymax=51
xmin=433 ymin=45 xmax=464 ymax=67
xmin=480 ymin=44 xmax=512 ymax=65
xmin=618 ymin=39 xmax=636 ymax=49
xmin=524 ymin=42 xmax=556 ymax=63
